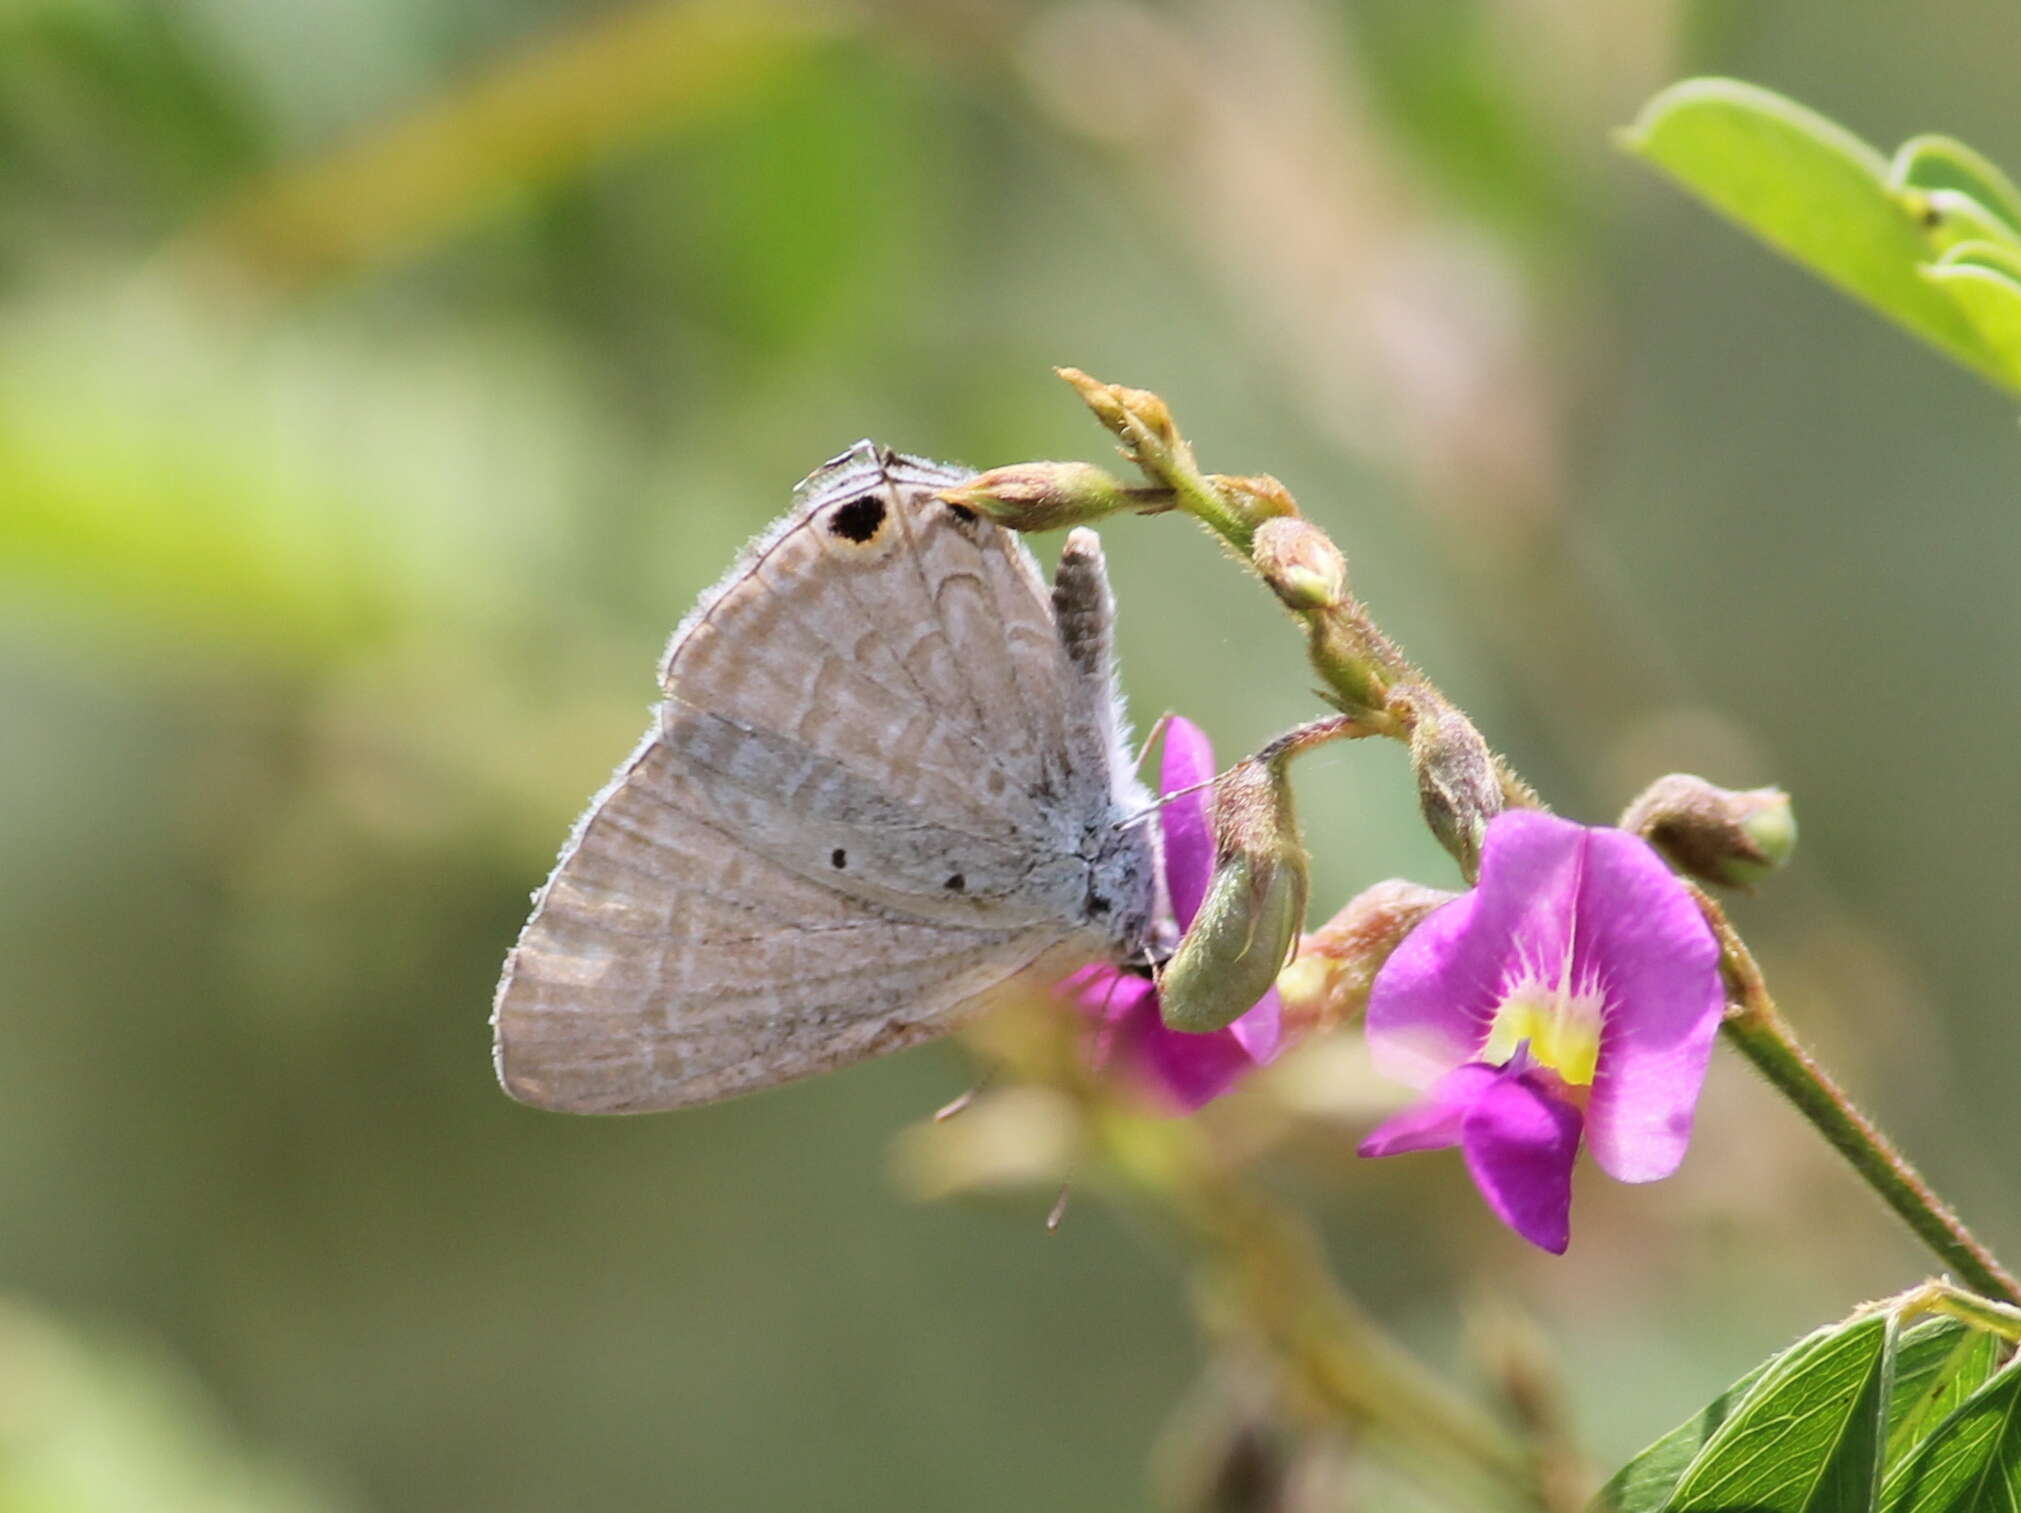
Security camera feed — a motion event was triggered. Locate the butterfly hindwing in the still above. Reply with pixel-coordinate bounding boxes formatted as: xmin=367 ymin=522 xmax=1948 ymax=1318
xmin=492 ymin=443 xmax=1154 ymax=1112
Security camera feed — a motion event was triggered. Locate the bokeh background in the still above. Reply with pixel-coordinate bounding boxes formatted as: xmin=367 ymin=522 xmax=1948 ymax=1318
xmin=5 ymin=1 xmax=2021 ymax=1507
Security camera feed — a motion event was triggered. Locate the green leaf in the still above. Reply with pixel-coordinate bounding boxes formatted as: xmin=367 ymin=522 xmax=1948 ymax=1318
xmin=1621 ymin=78 xmax=2018 ymax=392
xmin=1891 ymin=135 xmax=2021 ymax=238
xmin=1590 ymin=1356 xmax=1776 ymax=1512
xmin=1924 ymin=242 xmax=2021 ymax=383
xmin=1661 ymin=1311 xmax=1893 ymax=1511
xmin=1885 ymin=1318 xmax=2004 ymax=1476
xmin=1881 ymin=1355 xmax=2021 ymax=1511
xmin=1910 ymin=190 xmax=2021 ymax=257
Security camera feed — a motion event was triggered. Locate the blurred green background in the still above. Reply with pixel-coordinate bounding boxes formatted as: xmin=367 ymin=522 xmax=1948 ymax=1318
xmin=5 ymin=1 xmax=2021 ymax=1507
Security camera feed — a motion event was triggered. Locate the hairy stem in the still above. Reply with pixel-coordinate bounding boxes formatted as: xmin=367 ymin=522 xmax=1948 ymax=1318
xmin=1699 ymin=891 xmax=2021 ymax=1305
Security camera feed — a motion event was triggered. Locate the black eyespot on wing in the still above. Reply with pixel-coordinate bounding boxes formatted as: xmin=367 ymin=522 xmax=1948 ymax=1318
xmin=945 ymin=501 xmax=978 ymax=525
xmin=829 ymin=495 xmax=886 ymax=543
xmin=944 ymin=873 xmax=966 ymax=893
xmin=831 ymin=848 xmax=848 ymax=869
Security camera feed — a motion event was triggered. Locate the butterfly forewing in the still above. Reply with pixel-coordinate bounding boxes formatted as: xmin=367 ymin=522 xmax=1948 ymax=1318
xmin=493 ymin=443 xmax=1154 ymax=1113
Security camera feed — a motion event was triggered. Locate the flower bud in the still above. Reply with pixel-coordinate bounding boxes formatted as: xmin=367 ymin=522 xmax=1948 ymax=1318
xmin=1050 ymin=365 xmax=1180 ymax=442
xmin=1250 ymin=517 xmax=1346 ymax=610
xmin=1056 ymin=366 xmax=1184 ymax=460
xmin=935 ymin=461 xmax=1138 ymax=532
xmin=1159 ymin=758 xmax=1309 ymax=1034
xmin=1209 ymin=473 xmax=1300 ymax=531
xmin=1400 ymin=688 xmax=1505 ymax=879
xmin=1276 ymin=878 xmax=1456 ymax=1032
xmin=1619 ymin=773 xmax=1797 ymax=889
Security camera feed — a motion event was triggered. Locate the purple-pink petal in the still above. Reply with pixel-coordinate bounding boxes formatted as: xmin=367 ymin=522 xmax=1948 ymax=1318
xmin=1365 ymin=811 xmax=1587 ymax=1089
xmin=1158 ymin=716 xmax=1216 ymax=929
xmin=1459 ymin=1069 xmax=1582 ymax=1255
xmin=1225 ymin=987 xmax=1283 ymax=1063
xmin=1132 ymin=1005 xmax=1274 ymax=1111
xmin=1067 ymin=962 xmax=1271 ymax=1113
xmin=1357 ymin=1061 xmax=1505 ymax=1157
xmin=1574 ymin=828 xmax=1725 ymax=1182
xmin=1359 ymin=808 xmax=1726 ymax=1247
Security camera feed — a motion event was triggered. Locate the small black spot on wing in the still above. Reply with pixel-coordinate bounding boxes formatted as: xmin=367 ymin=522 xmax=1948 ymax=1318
xmin=829 ymin=495 xmax=886 ymax=543
xmin=945 ymin=501 xmax=978 ymax=525
xmin=944 ymin=873 xmax=966 ymax=893
xmin=831 ymin=848 xmax=848 ymax=869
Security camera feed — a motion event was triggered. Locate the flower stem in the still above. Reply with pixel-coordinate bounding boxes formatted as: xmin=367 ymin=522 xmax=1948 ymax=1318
xmin=1891 ymin=1279 xmax=2021 ymax=1342
xmin=1698 ymin=890 xmax=2021 ymax=1306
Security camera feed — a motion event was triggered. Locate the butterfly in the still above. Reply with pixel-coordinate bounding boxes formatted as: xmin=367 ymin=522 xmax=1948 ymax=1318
xmin=492 ymin=442 xmax=1163 ymax=1112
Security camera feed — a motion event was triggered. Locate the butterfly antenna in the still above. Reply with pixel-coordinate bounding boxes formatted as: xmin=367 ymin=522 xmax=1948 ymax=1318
xmin=1131 ymin=711 xmax=1174 ymax=776
xmin=1118 ymin=768 xmax=1228 ymax=831
xmin=1120 ymin=712 xmax=1368 ymax=832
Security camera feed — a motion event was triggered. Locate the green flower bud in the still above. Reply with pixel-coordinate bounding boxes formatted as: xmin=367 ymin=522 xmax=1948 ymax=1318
xmin=935 ymin=461 xmax=1142 ymax=532
xmin=1619 ymin=773 xmax=1797 ymax=889
xmin=1056 ymin=366 xmax=1182 ymax=456
xmin=1399 ymin=688 xmax=1505 ymax=879
xmin=1251 ymin=516 xmax=1347 ymax=611
xmin=1159 ymin=758 xmax=1310 ymax=1034
xmin=1208 ymin=473 xmax=1300 ymax=531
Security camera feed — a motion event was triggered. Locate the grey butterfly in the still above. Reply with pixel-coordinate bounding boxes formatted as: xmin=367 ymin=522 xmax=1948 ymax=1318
xmin=492 ymin=442 xmax=1162 ymax=1112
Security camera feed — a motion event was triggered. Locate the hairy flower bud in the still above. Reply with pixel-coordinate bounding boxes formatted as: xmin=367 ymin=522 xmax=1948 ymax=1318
xmin=1276 ymin=878 xmax=1456 ymax=1032
xmin=1251 ymin=517 xmax=1347 ymax=611
xmin=1400 ymin=689 xmax=1505 ymax=879
xmin=1056 ymin=366 xmax=1180 ymax=452
xmin=935 ymin=461 xmax=1139 ymax=532
xmin=1619 ymin=773 xmax=1797 ymax=889
xmin=1210 ymin=473 xmax=1300 ymax=531
xmin=1159 ymin=758 xmax=1309 ymax=1035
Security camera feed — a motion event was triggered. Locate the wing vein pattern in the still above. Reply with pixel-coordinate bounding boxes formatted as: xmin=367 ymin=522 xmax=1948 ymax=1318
xmin=492 ymin=443 xmax=1155 ymax=1113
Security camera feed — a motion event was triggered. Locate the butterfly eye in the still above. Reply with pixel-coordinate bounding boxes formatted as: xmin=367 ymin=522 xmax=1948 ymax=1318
xmin=826 ymin=495 xmax=887 ymax=544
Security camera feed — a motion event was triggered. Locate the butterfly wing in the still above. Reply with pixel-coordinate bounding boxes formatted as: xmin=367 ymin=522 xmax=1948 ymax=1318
xmin=492 ymin=443 xmax=1153 ymax=1113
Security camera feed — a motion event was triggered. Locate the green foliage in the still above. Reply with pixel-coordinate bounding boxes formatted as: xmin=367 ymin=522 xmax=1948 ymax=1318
xmin=0 ymin=1299 xmax=348 ymax=1513
xmin=1881 ymin=1357 xmax=2021 ymax=1511
xmin=1622 ymin=78 xmax=2021 ymax=394
xmin=1596 ymin=1314 xmax=2018 ymax=1513
xmin=1885 ymin=1319 xmax=2005 ymax=1476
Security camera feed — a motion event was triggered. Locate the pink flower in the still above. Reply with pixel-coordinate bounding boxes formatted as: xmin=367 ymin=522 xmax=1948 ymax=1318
xmin=1357 ymin=811 xmax=1725 ymax=1253
xmin=1060 ymin=717 xmax=1283 ymax=1110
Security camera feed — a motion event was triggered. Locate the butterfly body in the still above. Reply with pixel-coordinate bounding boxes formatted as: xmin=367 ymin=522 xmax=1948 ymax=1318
xmin=492 ymin=443 xmax=1157 ymax=1112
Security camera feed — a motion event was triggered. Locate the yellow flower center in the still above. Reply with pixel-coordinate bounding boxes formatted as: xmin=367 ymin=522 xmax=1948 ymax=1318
xmin=1480 ymin=960 xmax=1606 ymax=1087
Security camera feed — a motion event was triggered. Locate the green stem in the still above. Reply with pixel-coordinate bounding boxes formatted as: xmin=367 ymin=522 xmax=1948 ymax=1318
xmin=1893 ymin=1280 xmax=2021 ymax=1342
xmin=1701 ymin=892 xmax=2021 ymax=1305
